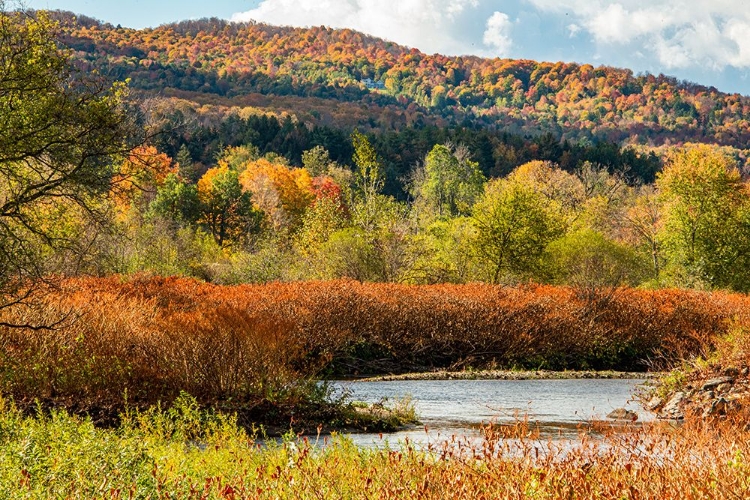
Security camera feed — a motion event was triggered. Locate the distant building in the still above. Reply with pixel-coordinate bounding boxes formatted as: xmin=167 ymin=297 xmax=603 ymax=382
xmin=361 ymin=78 xmax=385 ymax=90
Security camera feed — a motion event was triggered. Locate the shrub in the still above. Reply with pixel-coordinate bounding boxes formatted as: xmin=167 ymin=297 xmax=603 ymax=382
xmin=0 ymin=277 xmax=745 ymax=417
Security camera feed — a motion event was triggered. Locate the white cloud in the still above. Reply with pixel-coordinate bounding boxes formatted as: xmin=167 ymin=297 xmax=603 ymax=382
xmin=445 ymin=0 xmax=480 ymax=18
xmin=483 ymin=12 xmax=513 ymax=56
xmin=231 ymin=0 xmax=509 ymax=57
xmin=567 ymin=23 xmax=581 ymax=38
xmin=527 ymin=0 xmax=750 ymax=70
xmin=726 ymin=19 xmax=750 ymax=67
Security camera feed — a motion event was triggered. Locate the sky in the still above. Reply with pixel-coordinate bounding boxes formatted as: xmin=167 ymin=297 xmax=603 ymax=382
xmin=25 ymin=0 xmax=750 ymax=96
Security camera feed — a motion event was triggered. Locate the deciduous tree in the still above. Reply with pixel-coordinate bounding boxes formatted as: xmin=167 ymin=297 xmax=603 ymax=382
xmin=412 ymin=143 xmax=485 ymax=218
xmin=472 ymin=178 xmax=564 ymax=283
xmin=238 ymin=158 xmax=315 ymax=231
xmin=197 ymin=165 xmax=259 ymax=246
xmin=657 ymin=144 xmax=750 ymax=290
xmin=0 ymin=4 xmax=134 ymax=314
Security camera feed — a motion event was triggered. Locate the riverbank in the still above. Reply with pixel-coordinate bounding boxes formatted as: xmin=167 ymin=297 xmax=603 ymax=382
xmin=357 ymin=369 xmax=661 ymax=382
xmin=642 ymin=325 xmax=750 ymax=421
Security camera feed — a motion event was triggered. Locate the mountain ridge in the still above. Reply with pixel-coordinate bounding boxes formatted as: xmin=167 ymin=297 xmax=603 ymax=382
xmin=47 ymin=10 xmax=750 ymax=148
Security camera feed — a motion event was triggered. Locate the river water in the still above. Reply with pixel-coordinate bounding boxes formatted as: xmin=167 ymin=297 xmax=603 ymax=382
xmin=329 ymin=379 xmax=651 ymax=448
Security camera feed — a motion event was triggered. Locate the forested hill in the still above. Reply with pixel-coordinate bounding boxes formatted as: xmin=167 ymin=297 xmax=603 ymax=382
xmin=50 ymin=12 xmax=750 ymax=148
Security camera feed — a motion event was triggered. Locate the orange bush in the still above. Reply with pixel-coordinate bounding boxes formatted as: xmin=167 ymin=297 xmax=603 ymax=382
xmin=0 ymin=277 xmax=746 ymax=417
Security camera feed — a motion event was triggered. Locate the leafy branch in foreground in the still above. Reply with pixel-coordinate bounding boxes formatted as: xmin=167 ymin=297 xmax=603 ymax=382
xmin=0 ymin=2 xmax=135 ymax=312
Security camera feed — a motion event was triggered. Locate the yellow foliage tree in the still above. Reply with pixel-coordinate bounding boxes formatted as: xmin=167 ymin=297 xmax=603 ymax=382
xmin=111 ymin=145 xmax=178 ymax=216
xmin=197 ymin=164 xmax=257 ymax=246
xmin=238 ymin=158 xmax=315 ymax=230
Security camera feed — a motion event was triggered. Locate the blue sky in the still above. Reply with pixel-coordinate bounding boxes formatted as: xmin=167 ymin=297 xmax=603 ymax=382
xmin=26 ymin=0 xmax=261 ymax=27
xmin=26 ymin=0 xmax=750 ymax=96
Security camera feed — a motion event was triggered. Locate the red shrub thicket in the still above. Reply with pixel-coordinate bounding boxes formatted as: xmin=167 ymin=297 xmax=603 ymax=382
xmin=0 ymin=276 xmax=746 ymax=412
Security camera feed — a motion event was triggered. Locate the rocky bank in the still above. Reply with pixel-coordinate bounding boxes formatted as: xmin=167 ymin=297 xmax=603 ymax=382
xmin=647 ymin=366 xmax=750 ymax=420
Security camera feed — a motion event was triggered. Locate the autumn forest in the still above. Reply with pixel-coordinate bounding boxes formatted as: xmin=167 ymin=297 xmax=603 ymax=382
xmin=10 ymin=12 xmax=738 ymax=294
xmin=4 ymin=4 xmax=750 ymax=497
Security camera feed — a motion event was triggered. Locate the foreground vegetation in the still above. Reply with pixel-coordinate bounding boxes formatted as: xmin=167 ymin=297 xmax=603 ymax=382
xmin=0 ymin=393 xmax=748 ymax=499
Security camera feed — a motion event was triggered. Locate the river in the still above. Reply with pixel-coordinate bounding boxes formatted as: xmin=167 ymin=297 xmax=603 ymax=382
xmin=329 ymin=378 xmax=651 ymax=449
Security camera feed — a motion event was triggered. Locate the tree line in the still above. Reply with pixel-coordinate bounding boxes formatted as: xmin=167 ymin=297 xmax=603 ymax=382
xmin=101 ymin=136 xmax=750 ymax=294
xmin=143 ymin=99 xmax=663 ymax=200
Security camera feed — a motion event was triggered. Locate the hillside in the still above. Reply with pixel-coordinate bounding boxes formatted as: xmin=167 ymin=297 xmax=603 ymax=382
xmin=50 ymin=12 xmax=750 ymax=148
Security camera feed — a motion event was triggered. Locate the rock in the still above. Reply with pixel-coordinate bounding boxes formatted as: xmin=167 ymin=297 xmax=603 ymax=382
xmin=660 ymin=392 xmax=686 ymax=419
xmin=702 ymin=398 xmax=727 ymax=418
xmin=701 ymin=377 xmax=734 ymax=391
xmin=645 ymin=396 xmax=664 ymax=411
xmin=741 ymin=368 xmax=749 ymax=377
xmin=724 ymin=367 xmax=740 ymax=378
xmin=607 ymin=408 xmax=638 ymax=421
xmin=716 ymin=383 xmax=732 ymax=393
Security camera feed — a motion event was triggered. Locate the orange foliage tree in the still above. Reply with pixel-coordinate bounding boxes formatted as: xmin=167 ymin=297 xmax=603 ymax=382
xmin=111 ymin=145 xmax=178 ymax=215
xmin=238 ymin=158 xmax=316 ymax=230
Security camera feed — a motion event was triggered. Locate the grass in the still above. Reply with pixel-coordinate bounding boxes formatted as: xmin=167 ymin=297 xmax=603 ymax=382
xmin=0 ymin=393 xmax=749 ymax=498
xmin=651 ymin=367 xmax=689 ymax=399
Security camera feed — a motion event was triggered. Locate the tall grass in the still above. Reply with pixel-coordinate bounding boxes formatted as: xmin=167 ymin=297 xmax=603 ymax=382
xmin=0 ymin=394 xmax=748 ymax=499
xmin=0 ymin=276 xmax=746 ymax=420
